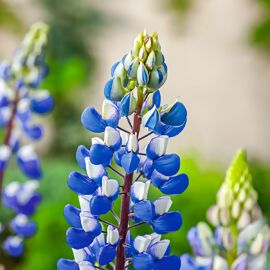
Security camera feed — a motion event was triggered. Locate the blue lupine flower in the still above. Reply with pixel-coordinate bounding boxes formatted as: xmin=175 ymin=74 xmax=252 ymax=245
xmin=2 ymin=180 xmax=40 ymax=256
xmin=58 ymin=30 xmax=188 ymax=270
xmin=183 ymin=150 xmax=270 ymax=270
xmin=0 ymin=22 xmax=52 ymax=258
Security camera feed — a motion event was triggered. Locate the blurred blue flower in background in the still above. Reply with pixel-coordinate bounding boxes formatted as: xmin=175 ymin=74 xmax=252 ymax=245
xmin=182 ymin=150 xmax=270 ymax=270
xmin=0 ymin=22 xmax=53 ymax=257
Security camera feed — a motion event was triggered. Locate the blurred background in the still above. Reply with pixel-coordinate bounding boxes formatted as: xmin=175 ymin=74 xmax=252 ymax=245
xmin=0 ymin=0 xmax=270 ymax=269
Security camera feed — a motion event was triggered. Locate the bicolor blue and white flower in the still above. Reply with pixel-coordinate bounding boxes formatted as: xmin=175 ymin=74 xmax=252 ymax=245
xmin=58 ymin=30 xmax=188 ymax=270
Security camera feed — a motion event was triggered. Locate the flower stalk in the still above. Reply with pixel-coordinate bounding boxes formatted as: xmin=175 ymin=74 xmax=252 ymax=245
xmin=114 ymin=87 xmax=144 ymax=270
xmin=0 ymin=90 xmax=19 ymax=198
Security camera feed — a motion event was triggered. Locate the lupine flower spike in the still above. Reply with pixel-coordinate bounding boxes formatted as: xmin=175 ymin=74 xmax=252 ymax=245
xmin=182 ymin=150 xmax=270 ymax=270
xmin=58 ymin=30 xmax=189 ymax=270
xmin=0 ymin=22 xmax=53 ymax=257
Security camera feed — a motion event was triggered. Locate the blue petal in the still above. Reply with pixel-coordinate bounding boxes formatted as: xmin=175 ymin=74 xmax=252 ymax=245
xmin=97 ymin=244 xmax=117 ymax=266
xmin=125 ymin=231 xmax=134 ymax=257
xmin=133 ymin=253 xmax=154 ymax=270
xmin=180 ymin=254 xmax=205 ymax=270
xmin=113 ymin=148 xmax=125 ymax=166
xmin=143 ymin=106 xmax=160 ymax=130
xmin=161 ymin=121 xmax=187 ymax=137
xmin=134 ymin=201 xmax=155 ymax=222
xmin=17 ymin=155 xmax=42 ymax=179
xmin=120 ymin=92 xmax=136 ymax=116
xmin=149 ymin=68 xmax=164 ymax=89
xmin=142 ymin=159 xmax=154 ymax=179
xmin=161 ymin=102 xmax=187 ymax=127
xmin=137 ymin=62 xmax=149 ymax=86
xmin=22 ymin=124 xmax=43 ymax=140
xmin=81 ymin=106 xmax=106 ymax=133
xmin=111 ymin=61 xmax=121 ymax=76
xmin=121 ymin=152 xmax=140 ymax=174
xmin=30 ymin=91 xmax=54 ymax=114
xmin=90 ymin=195 xmax=112 ymax=215
xmin=160 ymin=174 xmax=189 ymax=195
xmin=153 ymin=255 xmax=181 ymax=270
xmin=10 ymin=218 xmax=37 ymax=238
xmin=152 ymin=212 xmax=182 ymax=234
xmin=57 ymin=259 xmax=79 ymax=270
xmin=68 ymin=171 xmax=97 ymax=195
xmin=66 ymin=228 xmax=95 ymax=249
xmin=127 ymin=58 xmax=139 ymax=78
xmin=89 ymin=144 xmax=113 ymax=166
xmin=152 ymin=90 xmax=161 ymax=108
xmin=104 ymin=78 xmax=124 ymax=101
xmin=76 ymin=145 xmax=90 ymax=170
xmin=151 ymin=171 xmax=169 ymax=188
xmin=16 ymin=194 xmax=41 ymax=216
xmin=153 ymin=154 xmax=180 ymax=176
xmin=3 ymin=237 xmax=24 ymax=257
xmin=64 ymin=204 xmax=82 ymax=228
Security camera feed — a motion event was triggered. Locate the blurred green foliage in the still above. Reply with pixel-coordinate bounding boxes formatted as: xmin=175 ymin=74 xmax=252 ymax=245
xmin=251 ymin=0 xmax=270 ymax=51
xmin=169 ymin=0 xmax=191 ymax=14
xmin=38 ymin=0 xmax=105 ymax=154
xmin=0 ymin=0 xmax=22 ymax=32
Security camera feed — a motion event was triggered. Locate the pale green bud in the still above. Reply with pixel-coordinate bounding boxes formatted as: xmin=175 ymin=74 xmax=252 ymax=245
xmin=145 ymin=50 xmax=156 ymax=70
xmin=139 ymin=45 xmax=148 ymax=62
xmin=127 ymin=57 xmax=140 ymax=79
xmin=137 ymin=62 xmax=149 ymax=86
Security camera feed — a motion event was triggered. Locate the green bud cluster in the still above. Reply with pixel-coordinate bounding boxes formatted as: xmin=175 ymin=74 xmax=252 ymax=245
xmin=9 ymin=22 xmax=49 ymax=85
xmin=208 ymin=150 xmax=262 ymax=229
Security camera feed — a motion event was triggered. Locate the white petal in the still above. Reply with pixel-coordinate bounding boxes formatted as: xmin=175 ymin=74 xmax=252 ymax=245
xmin=102 ymin=177 xmax=119 ymax=197
xmin=80 ymin=212 xmax=98 ymax=232
xmin=150 ymin=136 xmax=169 ymax=157
xmin=79 ymin=195 xmax=91 ymax=212
xmin=150 ymin=239 xmax=170 ymax=259
xmin=4 ymin=182 xmax=20 ymax=197
xmin=8 ymin=236 xmax=23 ymax=247
xmin=106 ymin=225 xmax=119 ymax=245
xmin=104 ymin=127 xmax=120 ymax=147
xmin=102 ymin=100 xmax=118 ymax=120
xmin=120 ymin=131 xmax=129 ymax=145
xmin=13 ymin=214 xmax=28 ymax=226
xmin=17 ymin=180 xmax=39 ymax=204
xmin=127 ymin=133 xmax=138 ymax=153
xmin=0 ymin=145 xmax=11 ymax=160
xmin=85 ymin=157 xmax=104 ymax=180
xmin=17 ymin=98 xmax=29 ymax=113
xmin=134 ymin=235 xmax=151 ymax=253
xmin=18 ymin=145 xmax=37 ymax=161
xmin=154 ymin=197 xmax=172 ymax=215
xmin=132 ymin=181 xmax=150 ymax=201
xmin=79 ymin=261 xmax=95 ymax=270
xmin=213 ymin=255 xmax=229 ymax=270
xmin=91 ymin=137 xmax=103 ymax=145
xmin=237 ymin=210 xmax=250 ymax=230
xmin=73 ymin=248 xmax=87 ymax=263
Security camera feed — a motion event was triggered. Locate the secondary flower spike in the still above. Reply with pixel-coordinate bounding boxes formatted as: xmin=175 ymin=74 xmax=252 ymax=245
xmin=0 ymin=22 xmax=53 ymax=258
xmin=182 ymin=150 xmax=270 ymax=270
xmin=58 ymin=30 xmax=188 ymax=270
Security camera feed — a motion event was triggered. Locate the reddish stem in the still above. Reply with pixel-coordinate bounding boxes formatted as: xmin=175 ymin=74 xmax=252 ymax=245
xmin=0 ymin=90 xmax=19 ymax=200
xmin=115 ymin=89 xmax=143 ymax=270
